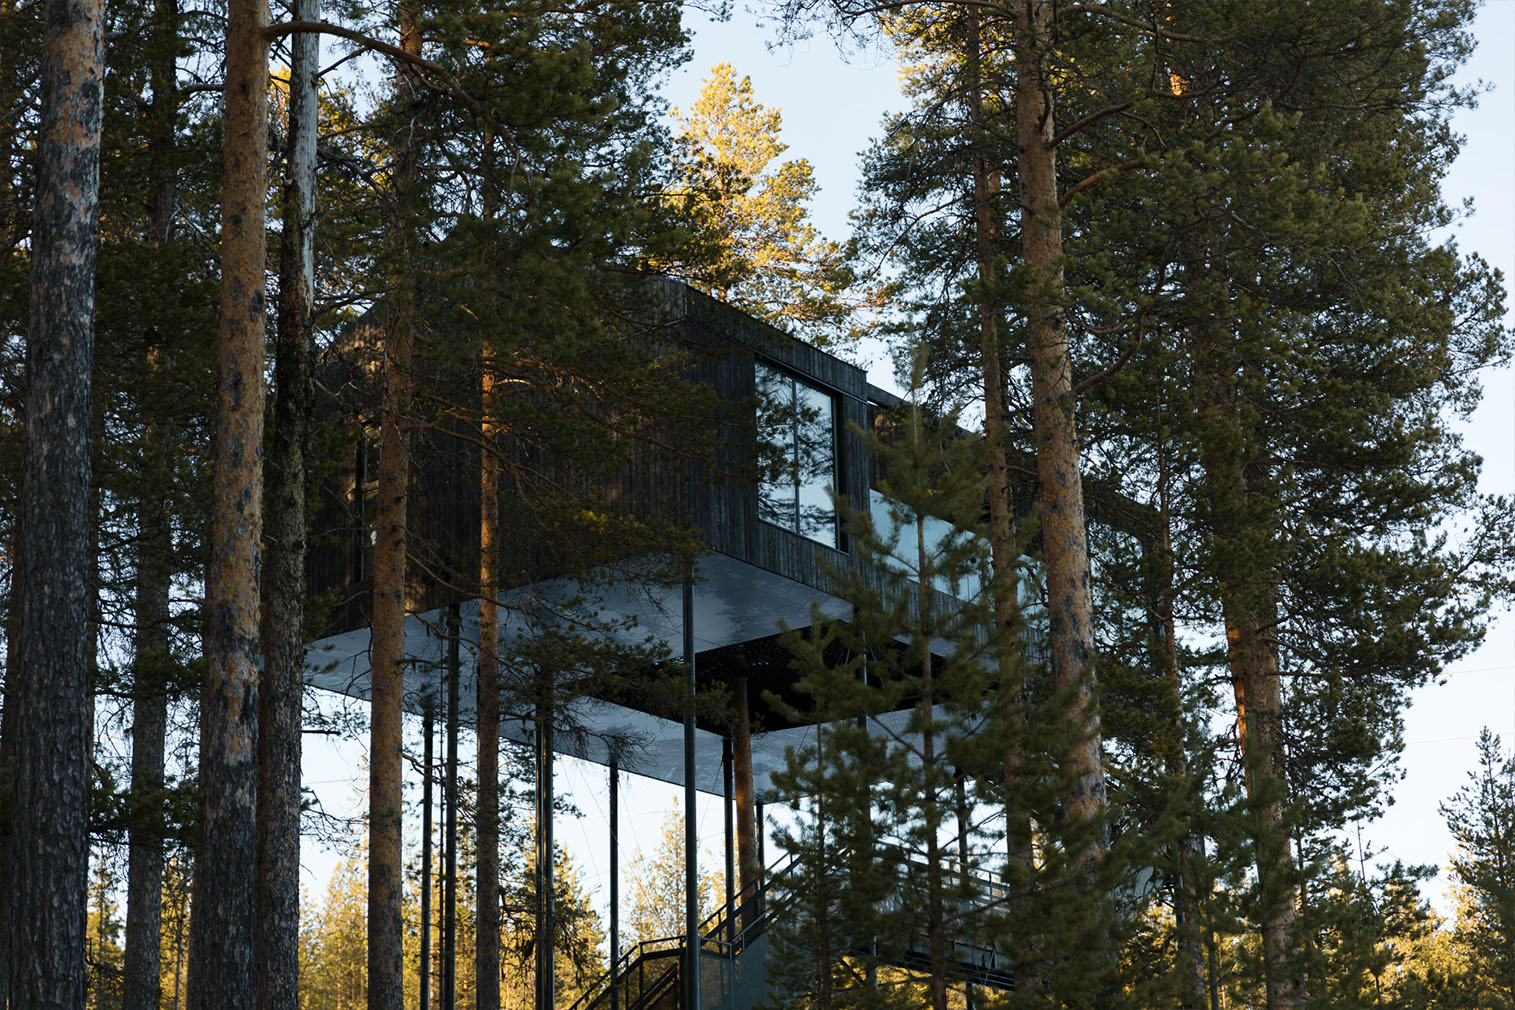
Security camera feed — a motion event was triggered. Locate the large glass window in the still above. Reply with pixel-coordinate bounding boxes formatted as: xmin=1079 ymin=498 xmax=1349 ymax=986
xmin=756 ymin=362 xmax=838 ymax=548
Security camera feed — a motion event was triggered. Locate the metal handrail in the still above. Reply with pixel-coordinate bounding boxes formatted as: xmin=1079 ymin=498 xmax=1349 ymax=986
xmin=568 ymin=846 xmax=1016 ymax=1010
xmin=564 ymin=936 xmax=681 ymax=1010
xmin=569 ymin=850 xmax=802 ymax=1010
xmin=694 ymin=849 xmax=800 ymax=951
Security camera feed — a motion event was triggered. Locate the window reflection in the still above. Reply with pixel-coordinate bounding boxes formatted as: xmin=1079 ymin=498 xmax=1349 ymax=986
xmin=756 ymin=362 xmax=838 ymax=548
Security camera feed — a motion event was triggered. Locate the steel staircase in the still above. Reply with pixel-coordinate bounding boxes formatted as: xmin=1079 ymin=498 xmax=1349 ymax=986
xmin=567 ymin=851 xmax=1013 ymax=1010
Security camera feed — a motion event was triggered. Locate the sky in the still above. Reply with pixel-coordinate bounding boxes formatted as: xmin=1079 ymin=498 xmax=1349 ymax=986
xmin=1369 ymin=0 xmax=1515 ymax=909
xmin=300 ymin=1 xmax=1515 ymax=926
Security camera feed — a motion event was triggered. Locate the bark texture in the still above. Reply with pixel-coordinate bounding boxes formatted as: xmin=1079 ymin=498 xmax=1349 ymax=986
xmin=123 ymin=7 xmax=177 ymax=1004
xmin=965 ymin=3 xmax=1034 ymax=883
xmin=368 ymin=5 xmax=421 ymax=1005
xmin=1194 ymin=292 xmax=1301 ymax=1010
xmin=367 ymin=309 xmax=411 ymax=1010
xmin=476 ymin=368 xmax=502 ymax=1010
xmin=255 ymin=10 xmax=317 ymax=1010
xmin=1012 ymin=0 xmax=1106 ymax=842
xmin=1226 ymin=605 xmax=1300 ymax=1010
xmin=188 ymin=0 xmax=267 ymax=1005
xmin=3 ymin=0 xmax=103 ymax=1002
xmin=124 ymin=463 xmax=170 ymax=1010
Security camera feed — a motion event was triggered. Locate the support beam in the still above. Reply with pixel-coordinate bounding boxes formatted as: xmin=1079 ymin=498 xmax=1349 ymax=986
xmin=955 ymin=771 xmax=970 ymax=869
xmin=859 ymin=608 xmax=877 ymax=992
xmin=957 ymin=771 xmax=971 ymax=1010
xmin=535 ymin=681 xmax=555 ymax=1010
xmin=444 ymin=610 xmax=460 ymax=1010
xmin=682 ymin=578 xmax=700 ymax=1010
xmin=435 ymin=752 xmax=445 ymax=1010
xmin=609 ymin=755 xmax=620 ymax=1010
xmin=420 ymin=701 xmax=433 ymax=1010
xmin=731 ymin=668 xmax=757 ymax=932
xmin=755 ymin=799 xmax=765 ymax=923
xmin=722 ymin=735 xmax=734 ymax=941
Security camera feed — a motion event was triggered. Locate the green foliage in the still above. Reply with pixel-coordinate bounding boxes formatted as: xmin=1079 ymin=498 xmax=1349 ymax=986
xmin=840 ymin=3 xmax=1512 ymax=1006
xmin=664 ymin=62 xmax=872 ymax=342
xmin=761 ymin=359 xmax=1150 ymax=1008
xmin=159 ymin=849 xmax=194 ymax=1010
xmin=301 ymin=841 xmax=371 ymax=1010
xmin=623 ymin=808 xmax=724 ymax=950
xmin=85 ymin=851 xmax=126 ymax=1010
xmin=303 ymin=818 xmax=607 ymax=1010
xmin=1440 ymin=729 xmax=1515 ymax=1007
xmin=495 ymin=836 xmax=612 ymax=1006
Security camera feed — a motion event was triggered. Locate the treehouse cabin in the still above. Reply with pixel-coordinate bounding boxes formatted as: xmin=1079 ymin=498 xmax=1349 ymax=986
xmin=302 ymin=279 xmax=1057 ymax=792
xmin=301 ymin=278 xmax=1154 ymax=1008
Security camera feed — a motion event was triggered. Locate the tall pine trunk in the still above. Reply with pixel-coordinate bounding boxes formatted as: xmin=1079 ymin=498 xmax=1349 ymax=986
xmin=1011 ymin=0 xmax=1106 ymax=854
xmin=188 ymin=0 xmax=267 ymax=1004
xmin=916 ymin=504 xmax=949 ymax=1010
xmin=1 ymin=0 xmax=103 ymax=1002
xmin=1225 ymin=592 xmax=1299 ymax=1010
xmin=124 ymin=449 xmax=171 ymax=1010
xmin=123 ymin=7 xmax=177 ymax=1004
xmin=369 ymin=5 xmax=422 ymax=1006
xmin=1194 ymin=314 xmax=1301 ymax=1010
xmin=256 ymin=9 xmax=318 ymax=1010
xmin=1157 ymin=437 xmax=1209 ymax=1009
xmin=963 ymin=3 xmax=1034 ymax=887
xmin=476 ymin=363 xmax=502 ymax=1010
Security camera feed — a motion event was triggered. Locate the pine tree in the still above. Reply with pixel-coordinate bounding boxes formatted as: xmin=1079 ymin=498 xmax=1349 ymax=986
xmin=302 ymin=843 xmax=372 ymax=1010
xmin=257 ymin=3 xmax=320 ymax=1006
xmin=91 ymin=0 xmax=223 ymax=995
xmin=849 ymin=2 xmax=1511 ymax=1003
xmin=1441 ymin=729 xmax=1515 ymax=1008
xmin=764 ymin=368 xmax=1066 ymax=1009
xmin=86 ymin=849 xmax=127 ymax=1010
xmin=665 ymin=62 xmax=862 ymax=341
xmin=188 ymin=0 xmax=267 ymax=1004
xmin=327 ymin=7 xmax=709 ymax=999
xmin=160 ymin=848 xmax=194 ymax=1010
xmin=0 ymin=0 xmax=104 ymax=1002
xmin=1083 ymin=6 xmax=1511 ymax=1004
xmin=624 ymin=808 xmax=724 ymax=950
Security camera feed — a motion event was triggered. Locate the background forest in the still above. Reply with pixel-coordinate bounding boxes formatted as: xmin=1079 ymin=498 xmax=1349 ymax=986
xmin=1 ymin=0 xmax=1512 ymax=1009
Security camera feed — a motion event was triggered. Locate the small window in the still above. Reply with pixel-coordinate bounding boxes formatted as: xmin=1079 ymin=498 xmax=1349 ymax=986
xmin=756 ymin=362 xmax=838 ymax=548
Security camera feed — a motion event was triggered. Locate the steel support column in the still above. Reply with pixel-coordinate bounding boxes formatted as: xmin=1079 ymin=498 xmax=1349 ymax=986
xmin=755 ymin=798 xmax=765 ymax=923
xmin=956 ymin=771 xmax=972 ymax=1010
xmin=535 ymin=682 xmax=555 ymax=1010
xmin=731 ymin=666 xmax=757 ymax=931
xmin=723 ymin=736 xmax=736 ymax=943
xmin=682 ymin=577 xmax=700 ymax=1010
xmin=609 ymin=755 xmax=620 ymax=1010
xmin=444 ymin=608 xmax=460 ymax=1010
xmin=420 ymin=701 xmax=433 ymax=1010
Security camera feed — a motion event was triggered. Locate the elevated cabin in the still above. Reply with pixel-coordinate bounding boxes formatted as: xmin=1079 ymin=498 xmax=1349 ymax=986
xmin=301 ymin=279 xmax=1160 ymax=1007
xmin=303 ymin=276 xmax=1160 ymax=789
xmin=304 ymin=279 xmax=1061 ymax=792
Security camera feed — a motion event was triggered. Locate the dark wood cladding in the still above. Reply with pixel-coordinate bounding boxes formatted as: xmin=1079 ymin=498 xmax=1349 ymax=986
xmin=307 ymin=279 xmax=1156 ymax=641
xmin=667 ymin=283 xmax=874 ymax=599
xmin=308 ymin=280 xmax=880 ymax=639
xmin=306 ymin=320 xmax=484 ymax=637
